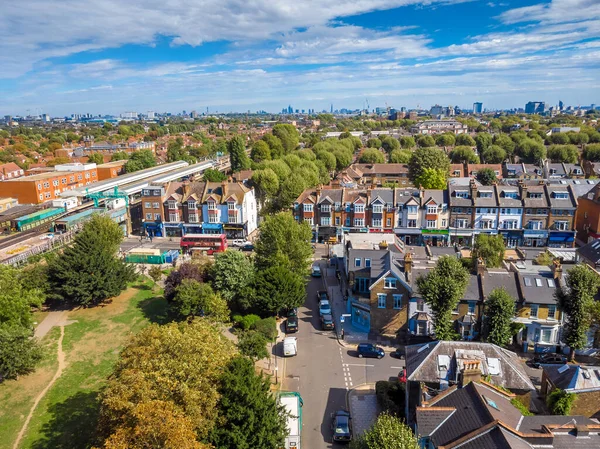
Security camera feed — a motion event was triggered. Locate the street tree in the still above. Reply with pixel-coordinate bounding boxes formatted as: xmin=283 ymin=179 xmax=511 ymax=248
xmin=332 ymin=148 xmax=353 ymax=170
xmin=272 ymin=124 xmax=299 ymax=153
xmin=556 ymin=265 xmax=600 ymax=361
xmin=455 ymin=134 xmax=476 ymax=146
xmin=237 ymin=331 xmax=269 ymax=361
xmin=350 ymin=413 xmax=418 ymax=449
xmin=568 ymin=132 xmax=589 ymax=146
xmin=481 ymin=145 xmax=507 ymax=164
xmin=171 ymin=279 xmax=229 ymax=322
xmin=380 ymin=136 xmax=400 ymax=153
xmin=254 ymin=212 xmax=313 ymax=277
xmin=416 ymin=135 xmax=435 ymax=148
xmin=359 ymin=149 xmax=386 ymax=163
xmin=367 ymin=138 xmax=382 ymax=148
xmin=49 ymin=215 xmax=135 ymax=306
xmin=414 ymin=168 xmax=447 ymax=189
xmin=408 ymin=147 xmax=450 ymax=183
xmin=97 ymin=321 xmax=236 ymax=441
xmin=124 ymin=150 xmax=156 ymax=173
xmin=262 ymin=134 xmax=285 ymax=159
xmin=203 ymin=168 xmax=228 ymax=182
xmin=211 ymin=250 xmax=254 ymax=309
xmin=484 ymin=288 xmax=516 ymax=347
xmin=251 ymin=168 xmax=280 ymax=200
xmin=584 ymin=144 xmax=600 ymax=162
xmin=547 ymin=144 xmax=579 ymax=163
xmin=399 ymin=136 xmax=416 ymax=149
xmin=449 ymin=146 xmax=479 ymax=164
xmin=476 ymin=167 xmax=497 ymax=186
xmin=416 ymin=256 xmax=469 ymax=341
xmin=475 ymin=133 xmax=493 ymax=153
xmin=209 ymin=356 xmax=287 ymax=449
xmin=435 ymin=133 xmax=455 ymax=147
xmin=389 ymin=149 xmax=412 ymax=164
xmin=492 ymin=134 xmax=516 ymax=159
xmin=516 ymin=138 xmax=546 ymax=164
xmin=250 ymin=140 xmax=271 ymax=163
xmin=472 ymin=234 xmax=505 ymax=268
xmin=277 ymin=173 xmax=307 ymax=209
xmin=316 ymin=150 xmax=337 ymax=171
xmin=252 ymin=266 xmax=306 ymax=315
xmin=87 ymin=153 xmax=105 ymax=164
xmin=228 ymin=136 xmax=251 ymax=172
xmin=550 ymin=133 xmax=570 ymax=145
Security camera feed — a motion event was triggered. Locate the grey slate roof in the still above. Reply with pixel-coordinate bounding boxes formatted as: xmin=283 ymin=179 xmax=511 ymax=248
xmin=370 ymin=188 xmax=394 ymax=206
xmin=475 ymin=186 xmax=499 ymax=207
xmin=406 ymin=341 xmax=535 ymax=391
xmin=317 ymin=188 xmax=343 ymax=204
xmin=517 ymin=415 xmax=597 ymax=434
xmin=541 ymin=364 xmax=600 ymax=392
xmin=545 ymin=184 xmax=577 ymax=209
xmin=505 ymin=163 xmax=525 ymax=177
xmin=449 ymin=184 xmax=473 ymax=207
xmin=496 ymin=185 xmax=523 ymax=207
xmin=577 ymin=239 xmax=600 ymax=265
xmin=457 ymin=427 xmax=534 ymax=449
xmin=416 ymin=407 xmax=455 ymax=436
xmin=523 ymin=185 xmax=549 ymax=208
xmin=394 ymin=188 xmax=420 ymax=206
xmin=423 ymin=189 xmax=448 ymax=206
xmin=464 ymin=274 xmax=481 ymax=301
xmin=482 ymin=271 xmax=520 ymax=301
xmin=516 ymin=271 xmax=561 ymax=305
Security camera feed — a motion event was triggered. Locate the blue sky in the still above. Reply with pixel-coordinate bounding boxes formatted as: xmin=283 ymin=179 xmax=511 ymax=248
xmin=0 ymin=0 xmax=598 ymax=116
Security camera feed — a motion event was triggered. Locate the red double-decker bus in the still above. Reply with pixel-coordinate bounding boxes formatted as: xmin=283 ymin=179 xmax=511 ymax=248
xmin=180 ymin=234 xmax=228 ymax=255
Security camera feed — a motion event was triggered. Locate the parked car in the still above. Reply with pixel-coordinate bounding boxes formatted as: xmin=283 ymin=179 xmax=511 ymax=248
xmin=391 ymin=346 xmax=405 ymax=360
xmin=331 ymin=410 xmax=352 ymax=443
xmin=532 ymin=353 xmax=567 ymax=368
xmin=317 ymin=290 xmax=329 ymax=302
xmin=321 ymin=314 xmax=334 ymax=330
xmin=40 ymin=233 xmax=54 ymax=240
xmin=311 ymin=263 xmax=322 ymax=277
xmin=287 ymin=307 xmax=298 ymax=317
xmin=357 ymin=343 xmax=385 ymax=359
xmin=283 ymin=336 xmax=297 ymax=356
xmin=230 ymin=239 xmax=248 ymax=247
xmin=319 ymin=300 xmax=331 ymax=316
xmin=285 ymin=316 xmax=298 ymax=333
xmin=241 ymin=243 xmax=254 ymax=252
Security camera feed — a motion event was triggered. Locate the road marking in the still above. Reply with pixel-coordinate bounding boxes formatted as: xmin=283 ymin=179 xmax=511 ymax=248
xmin=344 ymin=363 xmax=374 ymax=367
xmin=390 ymin=366 xmax=405 ymax=369
xmin=348 ymin=376 xmax=352 ymax=382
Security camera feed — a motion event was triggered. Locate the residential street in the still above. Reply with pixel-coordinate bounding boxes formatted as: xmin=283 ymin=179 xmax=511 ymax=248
xmin=282 ymin=267 xmax=405 ymax=448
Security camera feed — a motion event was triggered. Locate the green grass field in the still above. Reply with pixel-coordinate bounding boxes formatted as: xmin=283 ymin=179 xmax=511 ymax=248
xmin=0 ymin=281 xmax=167 ymax=449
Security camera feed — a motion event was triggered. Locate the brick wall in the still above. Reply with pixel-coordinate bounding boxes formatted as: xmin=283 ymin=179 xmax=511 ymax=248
xmin=368 ymin=281 xmax=410 ymax=336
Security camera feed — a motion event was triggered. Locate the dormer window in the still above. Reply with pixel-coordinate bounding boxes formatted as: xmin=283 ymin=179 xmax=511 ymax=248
xmin=528 ymin=192 xmax=542 ymax=199
xmin=455 ymin=190 xmax=469 ymax=199
xmin=553 ymin=191 xmax=568 ymax=199
xmin=503 ymin=191 xmax=518 ymax=199
xmin=479 ymin=191 xmax=493 ymax=198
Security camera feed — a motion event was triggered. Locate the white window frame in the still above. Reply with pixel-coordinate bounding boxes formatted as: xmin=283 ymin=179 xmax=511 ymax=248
xmin=355 ymin=204 xmax=365 ymax=213
xmin=406 ymin=205 xmax=418 ymax=214
xmin=304 ymin=217 xmax=314 ymax=225
xmin=169 ymin=213 xmax=179 ymax=222
xmin=303 ymin=203 xmax=313 ymax=212
xmin=208 ymin=201 xmax=217 ymax=211
xmin=321 ymin=217 xmax=331 ymax=226
xmin=427 ymin=220 xmax=436 ymax=229
xmin=427 ymin=205 xmax=437 ymax=214
xmin=209 ymin=214 xmax=219 ymax=223
xmin=188 ymin=213 xmax=198 ymax=223
xmin=321 ymin=204 xmax=331 ymax=213
xmin=227 ymin=201 xmax=236 ymax=211
xmin=167 ymin=200 xmax=177 ymax=210
xmin=145 ymin=213 xmax=152 ymax=220
xmin=468 ymin=301 xmax=476 ymax=315
xmin=354 ymin=218 xmax=364 ymax=227
xmin=372 ymin=204 xmax=383 ymax=213
xmin=372 ymin=218 xmax=382 ymax=227
xmin=407 ymin=219 xmax=417 ymax=228
xmin=548 ymin=305 xmax=557 ymax=320
xmin=144 ymin=202 xmax=151 ymax=209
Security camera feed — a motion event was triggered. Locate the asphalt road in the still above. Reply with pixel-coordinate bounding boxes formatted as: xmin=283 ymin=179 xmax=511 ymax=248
xmin=120 ymin=236 xmax=181 ymax=253
xmin=282 ymin=274 xmax=405 ymax=448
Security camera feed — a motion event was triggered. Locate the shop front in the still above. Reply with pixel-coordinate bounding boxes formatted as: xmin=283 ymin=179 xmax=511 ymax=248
xmin=163 ymin=222 xmax=183 ymax=237
xmin=449 ymin=229 xmax=473 ymax=246
xmin=182 ymin=223 xmax=202 ymax=235
xmin=223 ymin=223 xmax=247 ymax=239
xmin=394 ymin=228 xmax=422 ymax=246
xmin=317 ymin=225 xmax=338 ymax=243
xmin=421 ymin=229 xmax=450 ymax=247
xmin=143 ymin=220 xmax=164 ymax=237
xmin=523 ymin=230 xmax=548 ymax=247
xmin=548 ymin=231 xmax=575 ymax=248
xmin=202 ymin=223 xmax=224 ymax=235
xmin=501 ymin=230 xmax=522 ymax=248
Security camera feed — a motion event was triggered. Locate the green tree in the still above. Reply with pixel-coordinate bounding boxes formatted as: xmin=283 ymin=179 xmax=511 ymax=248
xmin=237 ymin=331 xmax=269 ymax=361
xmin=556 ymin=265 xmax=600 ymax=360
xmin=252 ymin=266 xmax=306 ymax=315
xmin=262 ymin=134 xmax=284 ymax=159
xmin=332 ymin=148 xmax=353 ymax=170
xmin=367 ymin=138 xmax=382 ymax=148
xmin=164 ymin=261 xmax=212 ymax=301
xmin=278 ymin=174 xmax=307 ymax=209
xmin=228 ymin=136 xmax=251 ymax=172
xmin=475 ymin=133 xmax=493 ymax=153
xmin=98 ymin=321 xmax=236 ymax=441
xmin=550 ymin=133 xmax=570 ymax=145
xmin=148 ymin=266 xmax=162 ymax=286
xmin=87 ymin=153 xmax=105 ymax=164
xmin=389 ymin=149 xmax=412 ymax=164
xmin=111 ymin=151 xmax=129 ymax=162
xmin=435 ymin=133 xmax=455 ymax=147
xmin=380 ymin=136 xmax=400 ymax=153
xmin=568 ymin=132 xmax=589 ymax=146
xmin=316 ymin=151 xmax=337 ymax=171
xmin=203 ymin=168 xmax=228 ymax=182
xmin=48 ymin=215 xmax=135 ymax=306
xmin=476 ymin=168 xmax=497 ymax=186
xmin=416 ymin=135 xmax=435 ymax=148
xmin=450 ymin=146 xmax=479 ymax=163
xmin=408 ymin=147 xmax=450 ymax=183
xmin=484 ymin=288 xmax=515 ymax=347
xmin=250 ymin=140 xmax=271 ymax=163
xmin=493 ymin=134 xmax=516 ymax=159
xmin=547 ymin=144 xmax=579 ymax=163
xmin=416 ymin=256 xmax=469 ymax=341
xmin=516 ymin=138 xmax=546 ymax=164
xmin=584 ymin=144 xmax=600 ymax=162
xmin=209 ymin=356 xmax=287 ymax=449
xmin=359 ymin=149 xmax=386 ymax=163
xmin=211 ymin=250 xmax=254 ymax=308
xmin=455 ymin=134 xmax=476 ymax=146
xmin=251 ymin=169 xmax=280 ymax=199
xmin=0 ymin=327 xmax=43 ymax=382
xmin=399 ymin=136 xmax=416 ymax=149
xmin=272 ymin=124 xmax=299 ymax=153
xmin=255 ymin=213 xmax=312 ymax=277
xmin=350 ymin=413 xmax=418 ymax=449
xmin=472 ymin=234 xmax=505 ymax=268
xmin=547 ymin=389 xmax=576 ymax=415
xmin=414 ymin=168 xmax=447 ymax=189
xmin=171 ymin=279 xmax=229 ymax=322
xmin=481 ymin=145 xmax=507 ymax=164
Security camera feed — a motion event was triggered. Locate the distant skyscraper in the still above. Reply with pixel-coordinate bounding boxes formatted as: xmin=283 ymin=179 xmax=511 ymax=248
xmin=525 ymin=101 xmax=545 ymax=114
xmin=559 ymin=100 xmax=564 ymax=110
xmin=330 ymin=104 xmax=333 ymax=114
xmin=473 ymin=102 xmax=483 ymax=114
xmin=287 ymin=105 xmax=293 ymax=114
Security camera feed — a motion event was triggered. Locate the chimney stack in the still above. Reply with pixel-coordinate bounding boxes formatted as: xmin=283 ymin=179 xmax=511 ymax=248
xmin=404 ymin=252 xmax=413 ymax=274
xmin=460 ymin=360 xmax=482 ymax=386
xmin=470 ymin=179 xmax=478 ymax=199
xmin=316 ymin=184 xmax=322 ymax=197
xmin=552 ymin=258 xmax=563 ymax=281
xmin=476 ymin=257 xmax=486 ymax=277
xmin=221 ymin=180 xmax=227 ymax=198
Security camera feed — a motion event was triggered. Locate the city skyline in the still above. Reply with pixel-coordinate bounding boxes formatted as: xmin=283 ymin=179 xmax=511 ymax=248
xmin=0 ymin=0 xmax=599 ymax=116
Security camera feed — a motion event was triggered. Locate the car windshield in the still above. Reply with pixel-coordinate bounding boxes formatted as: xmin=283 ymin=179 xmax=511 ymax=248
xmin=288 ymin=317 xmax=297 ymax=324
xmin=335 ymin=416 xmax=350 ymax=433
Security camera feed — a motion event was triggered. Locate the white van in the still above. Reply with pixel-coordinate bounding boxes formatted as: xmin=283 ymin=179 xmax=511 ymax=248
xmin=283 ymin=337 xmax=298 ymax=356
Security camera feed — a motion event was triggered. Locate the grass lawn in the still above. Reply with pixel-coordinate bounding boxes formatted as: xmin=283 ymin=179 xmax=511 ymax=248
xmin=0 ymin=281 xmax=168 ymax=449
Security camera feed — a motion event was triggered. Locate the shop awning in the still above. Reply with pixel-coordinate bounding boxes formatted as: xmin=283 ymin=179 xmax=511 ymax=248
xmin=549 ymin=232 xmax=575 ymax=243
xmin=422 ymin=229 xmax=449 ymax=235
xmin=202 ymin=223 xmax=223 ymax=231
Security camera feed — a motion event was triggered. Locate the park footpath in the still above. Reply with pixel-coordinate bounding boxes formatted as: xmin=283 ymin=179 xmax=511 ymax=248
xmin=319 ymin=259 xmax=390 ymax=436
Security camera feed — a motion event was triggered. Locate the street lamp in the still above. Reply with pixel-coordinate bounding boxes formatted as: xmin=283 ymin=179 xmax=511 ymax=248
xmin=275 ymin=366 xmax=278 ymax=384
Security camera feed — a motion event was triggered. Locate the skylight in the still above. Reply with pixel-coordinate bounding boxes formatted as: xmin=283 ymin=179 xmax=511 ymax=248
xmin=558 ymin=365 xmax=569 ymax=373
xmin=485 ymin=397 xmax=500 ymax=410
xmin=417 ymin=344 xmax=429 ymax=354
xmin=535 ymin=278 xmax=543 ymax=287
xmin=547 ymin=279 xmax=555 ymax=288
xmin=524 ymin=277 xmax=532 ymax=287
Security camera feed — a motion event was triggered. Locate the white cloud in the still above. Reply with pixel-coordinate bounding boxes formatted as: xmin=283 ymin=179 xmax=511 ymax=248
xmin=499 ymin=0 xmax=600 ymax=25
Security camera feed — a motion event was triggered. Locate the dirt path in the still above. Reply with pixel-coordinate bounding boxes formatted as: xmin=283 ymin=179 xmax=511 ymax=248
xmin=13 ymin=325 xmax=66 ymax=449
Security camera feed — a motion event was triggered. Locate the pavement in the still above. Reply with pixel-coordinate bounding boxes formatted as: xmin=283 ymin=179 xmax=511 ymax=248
xmin=281 ymin=251 xmax=405 ymax=448
xmin=348 ymin=385 xmax=380 ymax=437
xmin=120 ymin=236 xmax=181 ymax=253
